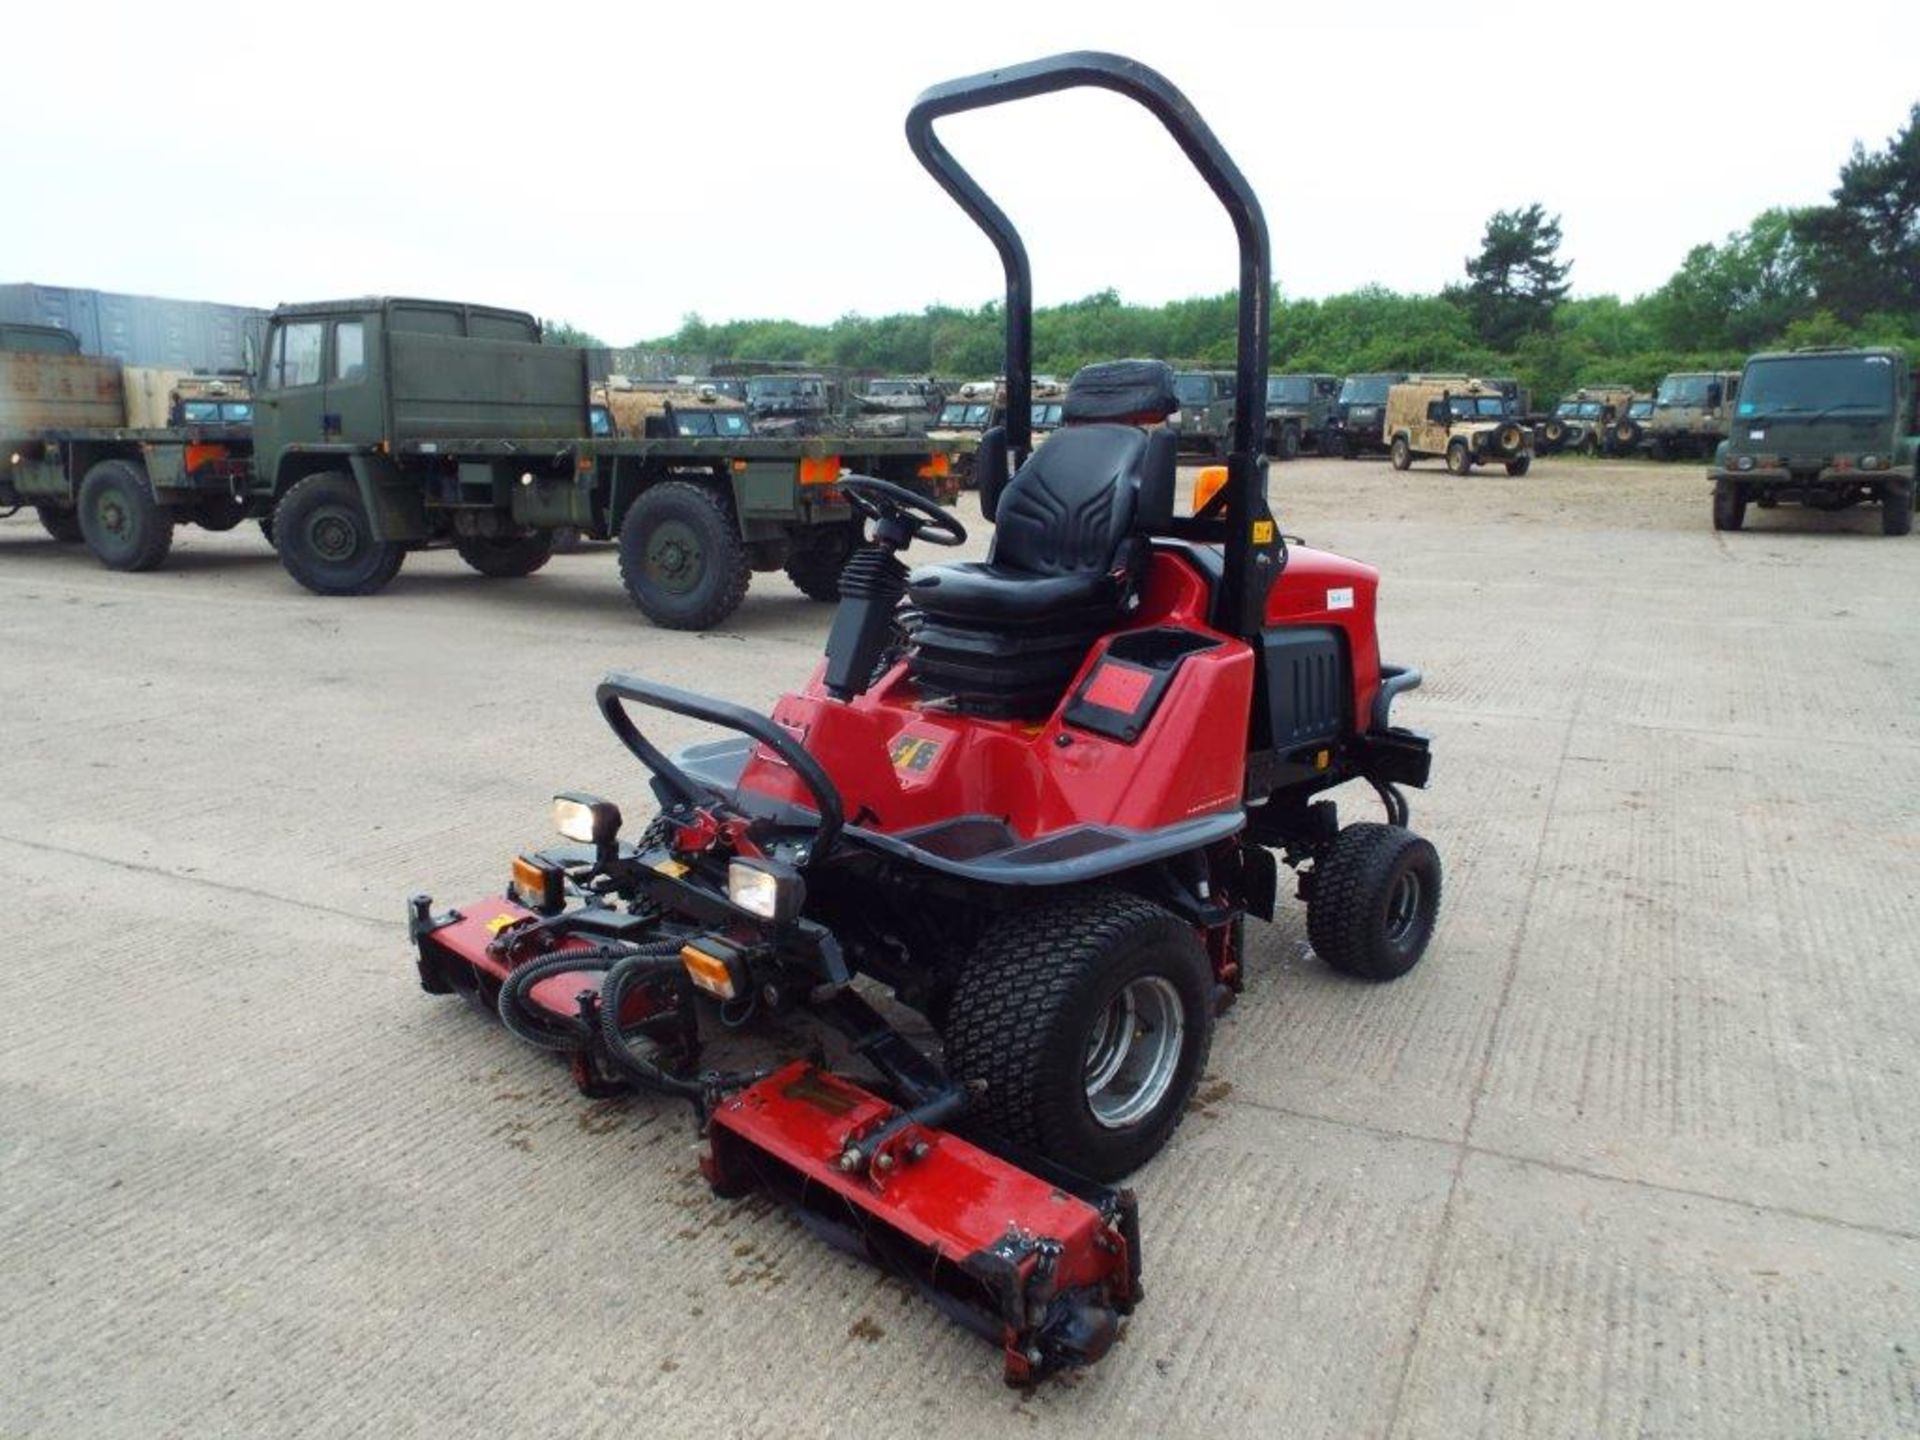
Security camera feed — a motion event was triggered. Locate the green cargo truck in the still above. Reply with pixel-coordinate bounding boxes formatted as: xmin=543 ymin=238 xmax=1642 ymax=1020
xmin=1169 ymin=369 xmax=1236 ymax=456
xmin=1709 ymin=347 xmax=1918 ymax=536
xmin=1263 ymin=373 xmax=1339 ymax=460
xmin=1 ymin=324 xmax=255 ymax=569
xmin=247 ymin=298 xmax=958 ymax=628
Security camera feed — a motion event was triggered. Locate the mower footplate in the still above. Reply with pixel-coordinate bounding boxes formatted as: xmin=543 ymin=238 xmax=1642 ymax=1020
xmin=704 ymin=1061 xmax=1139 ymax=1384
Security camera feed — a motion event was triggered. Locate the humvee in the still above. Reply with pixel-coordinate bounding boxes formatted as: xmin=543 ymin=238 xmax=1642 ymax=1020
xmin=1264 ymin=373 xmax=1338 ymax=460
xmin=1645 ymin=370 xmax=1741 ymax=460
xmin=1710 ymin=346 xmax=1917 ymax=536
xmin=1542 ymin=385 xmax=1636 ymax=455
xmin=1169 ymin=369 xmax=1236 ymax=456
xmin=1385 ymin=378 xmax=1533 ymax=475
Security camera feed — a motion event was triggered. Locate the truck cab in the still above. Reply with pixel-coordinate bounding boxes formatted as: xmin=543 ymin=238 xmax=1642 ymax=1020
xmin=1169 ymin=369 xmax=1235 ymax=456
xmin=1647 ymin=369 xmax=1740 ymax=459
xmin=1264 ymin=373 xmax=1338 ymax=460
xmin=1710 ymin=346 xmax=1917 ymax=535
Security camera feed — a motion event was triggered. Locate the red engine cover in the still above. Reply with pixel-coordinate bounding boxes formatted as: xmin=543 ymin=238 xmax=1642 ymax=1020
xmin=1264 ymin=545 xmax=1382 ymax=730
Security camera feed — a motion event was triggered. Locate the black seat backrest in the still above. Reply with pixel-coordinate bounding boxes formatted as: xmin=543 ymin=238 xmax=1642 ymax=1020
xmin=989 ymin=426 xmax=1148 ymax=577
xmin=1064 ymin=359 xmax=1178 ymax=424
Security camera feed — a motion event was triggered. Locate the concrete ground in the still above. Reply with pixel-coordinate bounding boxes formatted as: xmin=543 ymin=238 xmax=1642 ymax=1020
xmin=0 ymin=455 xmax=1914 ymax=1439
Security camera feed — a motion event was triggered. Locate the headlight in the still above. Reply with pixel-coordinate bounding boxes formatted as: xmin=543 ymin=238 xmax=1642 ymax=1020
xmin=1735 ymin=455 xmax=1755 ymax=472
xmin=727 ymin=858 xmax=805 ymax=923
xmin=553 ymin=792 xmax=622 ymax=845
xmin=1860 ymin=453 xmax=1886 ymax=471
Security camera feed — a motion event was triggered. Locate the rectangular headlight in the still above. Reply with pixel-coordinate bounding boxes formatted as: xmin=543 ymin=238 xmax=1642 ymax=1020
xmin=727 ymin=859 xmax=804 ymax=923
xmin=553 ymin=792 xmax=621 ymax=845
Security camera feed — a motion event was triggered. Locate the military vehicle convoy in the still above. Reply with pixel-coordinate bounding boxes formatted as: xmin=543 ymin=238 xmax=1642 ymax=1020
xmin=1 ymin=324 xmax=255 ymax=567
xmin=744 ymin=371 xmax=841 ymax=437
xmin=1709 ymin=347 xmax=1917 ymax=536
xmin=1264 ymin=373 xmax=1338 ymax=460
xmin=244 ymin=298 xmax=957 ymax=626
xmin=1169 ymin=369 xmax=1235 ymax=455
xmin=1643 ymin=370 xmax=1741 ymax=459
xmin=1384 ymin=378 xmax=1533 ymax=475
xmin=1542 ymin=385 xmax=1638 ymax=454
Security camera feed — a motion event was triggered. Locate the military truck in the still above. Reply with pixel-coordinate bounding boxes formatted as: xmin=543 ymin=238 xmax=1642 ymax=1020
xmin=1325 ymin=373 xmax=1405 ymax=456
xmin=744 ymin=372 xmax=841 ymax=437
xmin=244 ymin=297 xmax=957 ymax=627
xmin=1 ymin=325 xmax=255 ymax=566
xmin=856 ymin=377 xmax=945 ymax=427
xmin=1264 ymin=373 xmax=1338 ymax=460
xmin=1709 ymin=347 xmax=1918 ymax=536
xmin=1169 ymin=369 xmax=1236 ymax=456
xmin=1384 ymin=378 xmax=1533 ymax=476
xmin=1644 ymin=370 xmax=1741 ymax=460
xmin=1541 ymin=385 xmax=1636 ymax=454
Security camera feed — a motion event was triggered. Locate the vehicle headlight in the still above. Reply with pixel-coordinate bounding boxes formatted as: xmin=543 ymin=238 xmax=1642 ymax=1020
xmin=553 ymin=792 xmax=622 ymax=845
xmin=727 ymin=858 xmax=805 ymax=923
xmin=1735 ymin=455 xmax=1755 ymax=472
xmin=1860 ymin=453 xmax=1886 ymax=471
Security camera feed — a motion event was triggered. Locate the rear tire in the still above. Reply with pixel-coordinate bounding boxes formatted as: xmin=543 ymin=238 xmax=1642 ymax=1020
xmin=195 ymin=495 xmax=247 ymax=532
xmin=1389 ymin=436 xmax=1412 ymax=471
xmin=1307 ymin=823 xmax=1441 ymax=981
xmin=1712 ymin=478 xmax=1746 ymax=532
xmin=1881 ymin=476 xmax=1915 ymax=536
xmin=618 ymin=480 xmax=750 ymax=630
xmin=1505 ymin=455 xmax=1532 ymax=477
xmin=78 ymin=459 xmax=174 ymax=571
xmin=454 ymin=532 xmax=554 ymax=578
xmin=1278 ymin=424 xmax=1301 ymax=461
xmin=783 ymin=521 xmax=858 ymax=602
xmin=273 ymin=471 xmax=406 ymax=595
xmin=36 ymin=506 xmax=82 ymax=542
xmin=943 ymin=888 xmax=1214 ymax=1182
xmin=1445 ymin=441 xmax=1472 ymax=476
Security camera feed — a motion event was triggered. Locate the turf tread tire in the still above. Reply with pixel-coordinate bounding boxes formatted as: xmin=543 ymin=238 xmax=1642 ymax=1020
xmin=942 ymin=887 xmax=1212 ymax=1182
xmin=1307 ymin=822 xmax=1442 ymax=982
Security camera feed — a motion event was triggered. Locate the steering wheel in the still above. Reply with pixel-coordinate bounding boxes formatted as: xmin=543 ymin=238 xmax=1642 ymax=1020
xmin=838 ymin=475 xmax=968 ymax=548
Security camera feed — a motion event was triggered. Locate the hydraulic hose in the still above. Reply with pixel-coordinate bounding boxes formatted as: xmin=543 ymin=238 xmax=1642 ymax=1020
xmin=597 ymin=949 xmax=705 ymax=1098
xmin=496 ymin=944 xmax=637 ymax=1051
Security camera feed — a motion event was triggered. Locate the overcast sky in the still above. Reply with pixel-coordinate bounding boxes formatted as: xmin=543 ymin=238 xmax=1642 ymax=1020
xmin=9 ymin=1 xmax=1916 ymax=342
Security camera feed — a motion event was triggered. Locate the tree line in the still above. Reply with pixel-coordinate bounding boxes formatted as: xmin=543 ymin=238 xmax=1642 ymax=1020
xmin=557 ymin=103 xmax=1920 ymax=405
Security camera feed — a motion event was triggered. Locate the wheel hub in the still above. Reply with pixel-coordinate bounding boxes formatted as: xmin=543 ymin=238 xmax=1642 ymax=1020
xmin=646 ymin=521 xmax=703 ymax=594
xmin=1082 ymin=976 xmax=1185 ymax=1130
xmin=97 ymin=496 xmax=128 ymax=537
xmin=1385 ymin=869 xmax=1423 ymax=947
xmin=310 ymin=509 xmax=359 ymax=562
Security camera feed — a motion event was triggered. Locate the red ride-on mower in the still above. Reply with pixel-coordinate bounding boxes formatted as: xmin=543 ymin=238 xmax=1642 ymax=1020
xmin=411 ymin=52 xmax=1439 ymax=1385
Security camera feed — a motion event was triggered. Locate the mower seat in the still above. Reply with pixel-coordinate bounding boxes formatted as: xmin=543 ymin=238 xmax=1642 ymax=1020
xmin=908 ymin=359 xmax=1179 ymax=717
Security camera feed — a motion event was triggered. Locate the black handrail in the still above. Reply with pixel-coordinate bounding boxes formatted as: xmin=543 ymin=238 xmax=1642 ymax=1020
xmin=595 ymin=672 xmax=846 ymax=864
xmin=905 ymin=51 xmax=1283 ymax=636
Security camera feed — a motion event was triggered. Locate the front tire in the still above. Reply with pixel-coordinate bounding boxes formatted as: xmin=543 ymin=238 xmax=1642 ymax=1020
xmin=1307 ymin=823 xmax=1441 ymax=981
xmin=78 ymin=459 xmax=174 ymax=571
xmin=454 ymin=532 xmax=554 ymax=578
xmin=943 ymin=888 xmax=1213 ymax=1182
xmin=36 ymin=506 xmax=82 ymax=542
xmin=1277 ymin=424 xmax=1301 ymax=461
xmin=273 ymin=471 xmax=406 ymax=595
xmin=1445 ymin=441 xmax=1472 ymax=476
xmin=1389 ymin=436 xmax=1412 ymax=471
xmin=1505 ymin=455 xmax=1532 ymax=477
xmin=1881 ymin=476 xmax=1915 ymax=536
xmin=1712 ymin=478 xmax=1746 ymax=532
xmin=618 ymin=480 xmax=750 ymax=629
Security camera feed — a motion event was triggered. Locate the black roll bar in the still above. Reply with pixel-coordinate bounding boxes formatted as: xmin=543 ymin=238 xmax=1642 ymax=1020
xmin=905 ymin=51 xmax=1283 ymax=637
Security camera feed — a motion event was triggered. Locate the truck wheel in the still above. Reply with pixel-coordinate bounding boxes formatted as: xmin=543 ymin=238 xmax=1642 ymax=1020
xmin=273 ymin=471 xmax=406 ymax=596
xmin=195 ymin=495 xmax=248 ymax=532
xmin=454 ymin=532 xmax=554 ymax=578
xmin=36 ymin=506 xmax=82 ymax=542
xmin=618 ymin=480 xmax=750 ymax=630
xmin=550 ymin=526 xmax=585 ymax=554
xmin=1712 ymin=478 xmax=1746 ymax=532
xmin=942 ymin=888 xmax=1213 ymax=1182
xmin=1505 ymin=455 xmax=1532 ymax=477
xmin=1277 ymin=424 xmax=1301 ymax=461
xmin=1307 ymin=823 xmax=1441 ymax=982
xmin=1613 ymin=420 xmax=1641 ymax=452
xmin=1388 ymin=436 xmax=1412 ymax=471
xmin=1542 ymin=419 xmax=1567 ymax=450
xmin=1881 ymin=476 xmax=1915 ymax=537
xmin=1445 ymin=441 xmax=1472 ymax=476
xmin=782 ymin=522 xmax=858 ymax=602
xmin=78 ymin=459 xmax=174 ymax=572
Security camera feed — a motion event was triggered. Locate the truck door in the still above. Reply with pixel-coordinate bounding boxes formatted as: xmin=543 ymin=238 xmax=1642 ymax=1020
xmin=253 ymin=315 xmax=328 ymax=488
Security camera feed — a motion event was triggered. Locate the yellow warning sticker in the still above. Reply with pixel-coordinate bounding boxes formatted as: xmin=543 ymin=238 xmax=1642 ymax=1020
xmin=485 ymin=913 xmax=518 ymax=935
xmin=652 ymin=858 xmax=690 ymax=878
xmin=1252 ymin=519 xmax=1276 ymax=545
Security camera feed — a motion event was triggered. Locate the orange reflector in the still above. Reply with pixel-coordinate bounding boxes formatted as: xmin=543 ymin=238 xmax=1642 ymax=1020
xmin=680 ymin=944 xmax=738 ymax=1000
xmin=510 ymin=854 xmax=562 ymax=912
xmin=1192 ymin=464 xmax=1228 ymax=514
xmin=731 ymin=458 xmax=749 ymax=473
xmin=798 ymin=455 xmax=842 ymax=486
xmin=1314 ymin=750 xmax=1330 ymax=770
xmin=917 ymin=452 xmax=951 ymax=479
xmin=183 ymin=443 xmax=226 ymax=473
